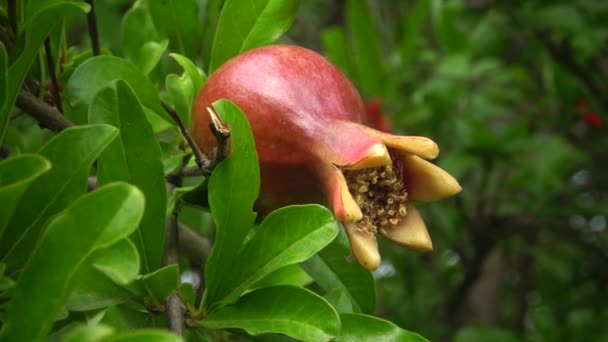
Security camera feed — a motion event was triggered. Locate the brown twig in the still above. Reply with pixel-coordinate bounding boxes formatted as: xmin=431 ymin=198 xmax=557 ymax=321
xmin=16 ymin=90 xmax=73 ymax=132
xmin=163 ymin=183 xmax=185 ymax=335
xmin=43 ymin=38 xmax=63 ymax=113
xmin=162 ymin=103 xmax=230 ymax=176
xmin=85 ymin=0 xmax=101 ymax=55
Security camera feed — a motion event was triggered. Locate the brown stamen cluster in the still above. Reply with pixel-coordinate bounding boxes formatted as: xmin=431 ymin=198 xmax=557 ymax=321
xmin=344 ymin=158 xmax=408 ymax=235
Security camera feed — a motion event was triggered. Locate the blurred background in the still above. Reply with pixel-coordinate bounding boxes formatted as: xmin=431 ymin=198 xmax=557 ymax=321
xmin=17 ymin=0 xmax=608 ymax=340
xmin=295 ymin=1 xmax=608 ymax=340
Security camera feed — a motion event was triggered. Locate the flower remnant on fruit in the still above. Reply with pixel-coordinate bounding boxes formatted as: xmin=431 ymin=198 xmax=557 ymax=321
xmin=192 ymin=45 xmax=462 ymax=270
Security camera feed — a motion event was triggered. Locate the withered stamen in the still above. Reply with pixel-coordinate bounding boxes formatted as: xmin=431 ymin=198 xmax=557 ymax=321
xmin=344 ymin=157 xmax=408 ymax=235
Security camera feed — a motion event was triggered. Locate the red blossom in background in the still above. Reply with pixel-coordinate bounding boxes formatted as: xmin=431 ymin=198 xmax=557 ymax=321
xmin=575 ymin=97 xmax=604 ymax=127
xmin=581 ymin=111 xmax=604 ymax=127
xmin=365 ymin=98 xmax=391 ymax=132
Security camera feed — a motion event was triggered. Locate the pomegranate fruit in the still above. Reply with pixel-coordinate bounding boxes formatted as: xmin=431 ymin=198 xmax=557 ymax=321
xmin=192 ymin=45 xmax=461 ymax=270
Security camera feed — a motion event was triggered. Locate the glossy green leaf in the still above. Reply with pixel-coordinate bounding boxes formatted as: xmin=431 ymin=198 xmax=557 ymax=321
xmin=65 ymin=55 xmax=170 ymax=125
xmin=202 ymin=286 xmax=340 ymax=341
xmin=170 ymin=53 xmax=206 ymax=92
xmin=202 ymin=99 xmax=259 ymax=310
xmin=136 ymin=264 xmax=179 ymax=307
xmin=335 ymin=313 xmax=428 ymax=342
xmin=346 ymin=0 xmax=386 ymax=96
xmin=209 ymin=0 xmax=301 ymax=72
xmin=250 ymin=264 xmax=313 ymax=291
xmin=148 ymin=0 xmax=201 ymax=59
xmin=101 ymin=304 xmax=167 ymax=332
xmin=104 ymin=329 xmax=183 ymax=342
xmin=93 ymin=238 xmax=140 ymax=285
xmin=89 ymin=81 xmax=167 ymax=272
xmin=166 ymin=73 xmax=194 ymax=128
xmin=0 ymin=2 xmax=88 ymax=141
xmin=214 ymin=205 xmax=339 ymax=307
xmin=324 ymin=288 xmax=354 ymax=314
xmin=121 ymin=0 xmax=163 ymax=74
xmin=0 ymin=183 xmax=145 ymax=342
xmin=63 ymin=324 xmax=114 ymax=342
xmin=301 ymin=230 xmax=376 ymax=314
xmin=66 ymin=263 xmax=135 ymax=312
xmin=0 ymin=125 xmax=119 ymax=271
xmin=0 ymin=154 xmax=50 ymax=239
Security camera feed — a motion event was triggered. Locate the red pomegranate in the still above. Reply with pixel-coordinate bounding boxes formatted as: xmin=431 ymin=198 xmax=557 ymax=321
xmin=192 ymin=45 xmax=461 ymax=270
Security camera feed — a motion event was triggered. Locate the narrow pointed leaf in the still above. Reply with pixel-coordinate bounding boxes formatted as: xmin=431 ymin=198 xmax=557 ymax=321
xmin=0 ymin=154 xmax=51 ymax=239
xmin=0 ymin=125 xmax=118 ymax=270
xmin=89 ymin=81 xmax=167 ymax=272
xmin=215 ymin=205 xmax=339 ymax=307
xmin=335 ymin=313 xmax=428 ymax=342
xmin=202 ymin=286 xmax=340 ymax=342
xmin=301 ymin=230 xmax=376 ymax=314
xmin=203 ymin=99 xmax=259 ymax=310
xmin=209 ymin=0 xmax=301 ymax=72
xmin=0 ymin=183 xmax=145 ymax=342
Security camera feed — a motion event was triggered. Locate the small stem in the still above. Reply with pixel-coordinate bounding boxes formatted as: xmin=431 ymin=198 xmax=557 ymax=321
xmin=85 ymin=0 xmax=101 ymax=55
xmin=163 ymin=103 xmax=230 ymax=176
xmin=163 ymin=182 xmax=185 ymax=335
xmin=16 ymin=90 xmax=73 ymax=132
xmin=44 ymin=38 xmax=63 ymax=113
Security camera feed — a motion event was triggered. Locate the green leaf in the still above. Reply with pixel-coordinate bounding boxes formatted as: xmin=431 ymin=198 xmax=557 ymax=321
xmin=301 ymin=231 xmax=376 ymax=314
xmin=213 ymin=205 xmax=339 ymax=308
xmin=63 ymin=324 xmax=114 ymax=342
xmin=250 ymin=264 xmax=313 ymax=290
xmin=346 ymin=0 xmax=386 ymax=96
xmin=209 ymin=0 xmax=301 ymax=72
xmin=0 ymin=125 xmax=119 ymax=271
xmin=65 ymin=55 xmax=170 ymax=125
xmin=66 ymin=263 xmax=135 ymax=312
xmin=89 ymin=81 xmax=167 ymax=272
xmin=0 ymin=2 xmax=88 ymax=141
xmin=335 ymin=313 xmax=428 ymax=342
xmin=202 ymin=99 xmax=259 ymax=310
xmin=121 ymin=0 xmax=164 ymax=74
xmin=202 ymin=286 xmax=340 ymax=342
xmin=100 ymin=304 xmax=167 ymax=332
xmin=0 ymin=154 xmax=51 ymax=239
xmin=148 ymin=0 xmax=201 ymax=59
xmin=137 ymin=265 xmax=179 ymax=307
xmin=170 ymin=53 xmax=206 ymax=92
xmin=103 ymin=329 xmax=183 ymax=342
xmin=0 ymin=183 xmax=145 ymax=342
xmin=166 ymin=73 xmax=194 ymax=128
xmin=93 ymin=238 xmax=140 ymax=285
